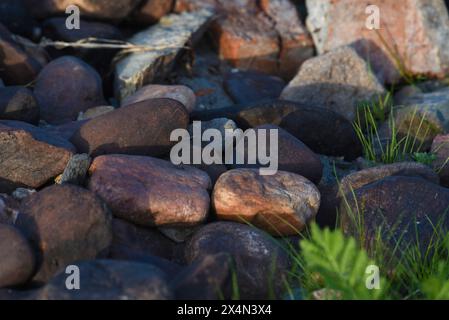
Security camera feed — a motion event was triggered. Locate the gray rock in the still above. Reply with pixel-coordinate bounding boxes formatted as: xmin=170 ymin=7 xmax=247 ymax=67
xmin=12 ymin=188 xmax=36 ymax=202
xmin=77 ymin=106 xmax=115 ymax=121
xmin=431 ymin=134 xmax=449 ymax=187
xmin=56 ymin=154 xmax=92 ymax=185
xmin=281 ymin=46 xmax=385 ymax=121
xmin=114 ymin=9 xmax=214 ymax=101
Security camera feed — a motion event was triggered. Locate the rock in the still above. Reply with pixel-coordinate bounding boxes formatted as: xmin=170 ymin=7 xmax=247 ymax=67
xmin=0 ymin=79 xmax=4 ymax=87
xmin=25 ymin=0 xmax=142 ymax=21
xmin=306 ymin=0 xmax=449 ymax=84
xmin=0 ymin=23 xmax=42 ymax=85
xmin=88 ymin=155 xmax=211 ymax=227
xmin=280 ymin=106 xmax=362 ymax=160
xmin=44 ymin=120 xmax=86 ymax=141
xmin=36 ymin=260 xmax=173 ymax=300
xmin=132 ymin=0 xmax=175 ymax=25
xmin=71 ymin=98 xmax=189 ymax=157
xmin=0 ymin=224 xmax=35 ymax=288
xmin=11 ymin=188 xmax=36 ymax=202
xmin=0 ymin=86 xmax=39 ymax=124
xmin=114 ymin=9 xmax=214 ymax=101
xmin=213 ymin=169 xmax=320 ymax=236
xmin=77 ymin=106 xmax=115 ymax=121
xmin=55 ymin=154 xmax=91 ymax=185
xmin=0 ymin=0 xmax=39 ymax=39
xmin=232 ymin=124 xmax=323 ymax=184
xmin=192 ymin=163 xmax=228 ymax=185
xmin=188 ymin=117 xmax=238 ymax=145
xmin=281 ymin=46 xmax=386 ymax=121
xmin=0 ymin=194 xmax=20 ymax=224
xmin=186 ymin=221 xmax=290 ymax=299
xmin=224 ymin=70 xmax=285 ymax=104
xmin=15 ymin=184 xmax=112 ymax=283
xmin=172 ymin=253 xmax=231 ymax=300
xmin=121 ymin=84 xmax=196 ymax=113
xmin=159 ymin=226 xmax=199 ymax=244
xmin=340 ymin=176 xmax=449 ymax=252
xmin=110 ymin=218 xmax=184 ymax=264
xmin=34 ymin=56 xmax=106 ymax=124
xmin=0 ymin=121 xmax=74 ymax=193
xmin=432 ymin=134 xmax=449 ymax=187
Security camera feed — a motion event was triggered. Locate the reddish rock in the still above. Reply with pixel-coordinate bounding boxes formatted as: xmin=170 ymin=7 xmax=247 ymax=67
xmin=0 ymin=23 xmax=42 ymax=85
xmin=0 ymin=224 xmax=35 ymax=288
xmin=89 ymin=155 xmax=211 ymax=227
xmin=212 ymin=169 xmax=320 ymax=236
xmin=34 ymin=56 xmax=106 ymax=124
xmin=25 ymin=0 xmax=142 ymax=21
xmin=431 ymin=134 xmax=449 ymax=187
xmin=306 ymin=0 xmax=449 ymax=84
xmin=15 ymin=184 xmax=112 ymax=283
xmin=0 ymin=86 xmax=39 ymax=124
xmin=121 ymin=84 xmax=196 ymax=113
xmin=133 ymin=0 xmax=174 ymax=24
xmin=0 ymin=122 xmax=74 ymax=193
xmin=71 ymin=98 xmax=189 ymax=157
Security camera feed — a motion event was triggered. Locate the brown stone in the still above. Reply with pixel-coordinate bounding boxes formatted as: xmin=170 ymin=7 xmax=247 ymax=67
xmin=15 ymin=184 xmax=112 ymax=283
xmin=34 ymin=56 xmax=106 ymax=124
xmin=121 ymin=84 xmax=196 ymax=113
xmin=0 ymin=86 xmax=39 ymax=124
xmin=212 ymin=169 xmax=320 ymax=236
xmin=88 ymin=155 xmax=211 ymax=227
xmin=133 ymin=0 xmax=174 ymax=24
xmin=71 ymin=98 xmax=189 ymax=157
xmin=306 ymin=0 xmax=449 ymax=84
xmin=0 ymin=224 xmax=35 ymax=288
xmin=0 ymin=23 xmax=42 ymax=85
xmin=432 ymin=134 xmax=449 ymax=187
xmin=0 ymin=122 xmax=73 ymax=193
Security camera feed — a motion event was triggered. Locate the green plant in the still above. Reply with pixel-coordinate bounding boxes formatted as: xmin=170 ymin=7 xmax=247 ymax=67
xmin=412 ymin=152 xmax=437 ymax=166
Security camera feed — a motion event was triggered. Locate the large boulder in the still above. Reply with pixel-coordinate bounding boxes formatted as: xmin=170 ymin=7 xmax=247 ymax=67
xmin=432 ymin=134 xmax=449 ymax=187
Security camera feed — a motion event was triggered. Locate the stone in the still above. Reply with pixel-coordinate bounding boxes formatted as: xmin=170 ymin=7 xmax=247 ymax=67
xmin=121 ymin=84 xmax=196 ymax=113
xmin=431 ymin=134 xmax=449 ymax=187
xmin=44 ymin=120 xmax=86 ymax=141
xmin=71 ymin=98 xmax=189 ymax=157
xmin=185 ymin=222 xmax=290 ymax=299
xmin=188 ymin=117 xmax=237 ymax=145
xmin=0 ymin=121 xmax=74 ymax=193
xmin=77 ymin=106 xmax=115 ymax=121
xmin=132 ymin=0 xmax=175 ymax=25
xmin=0 ymin=0 xmax=39 ymax=39
xmin=213 ymin=169 xmax=320 ymax=236
xmin=172 ymin=253 xmax=231 ymax=300
xmin=0 ymin=194 xmax=19 ymax=224
xmin=281 ymin=46 xmax=386 ymax=121
xmin=0 ymin=224 xmax=35 ymax=288
xmin=88 ymin=155 xmax=211 ymax=227
xmin=114 ymin=9 xmax=214 ymax=101
xmin=159 ymin=226 xmax=199 ymax=243
xmin=110 ymin=218 xmax=184 ymax=264
xmin=15 ymin=184 xmax=112 ymax=283
xmin=11 ymin=188 xmax=36 ymax=202
xmin=223 ymin=70 xmax=286 ymax=104
xmin=55 ymin=153 xmax=91 ymax=185
xmin=36 ymin=260 xmax=173 ymax=300
xmin=0 ymin=86 xmax=39 ymax=124
xmin=25 ymin=0 xmax=142 ymax=21
xmin=0 ymin=79 xmax=4 ymax=87
xmin=34 ymin=56 xmax=106 ymax=124
xmin=0 ymin=23 xmax=43 ymax=85
xmin=232 ymin=124 xmax=323 ymax=184
xmin=340 ymin=176 xmax=449 ymax=252
xmin=306 ymin=0 xmax=449 ymax=84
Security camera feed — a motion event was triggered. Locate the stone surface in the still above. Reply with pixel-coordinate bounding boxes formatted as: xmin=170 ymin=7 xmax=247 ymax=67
xmin=34 ymin=56 xmax=106 ymax=124
xmin=89 ymin=155 xmax=211 ymax=227
xmin=0 ymin=86 xmax=39 ymax=124
xmin=133 ymin=0 xmax=175 ymax=24
xmin=0 ymin=194 xmax=19 ymax=224
xmin=431 ymin=134 xmax=449 ymax=187
xmin=340 ymin=176 xmax=449 ymax=252
xmin=0 ymin=23 xmax=42 ymax=85
xmin=0 ymin=224 xmax=35 ymax=288
xmin=172 ymin=253 xmax=231 ymax=300
xmin=25 ymin=0 xmax=142 ymax=21
xmin=212 ymin=169 xmax=320 ymax=236
xmin=0 ymin=121 xmax=74 ymax=193
xmin=232 ymin=124 xmax=323 ymax=184
xmin=16 ymin=184 xmax=112 ymax=283
xmin=71 ymin=98 xmax=189 ymax=157
xmin=114 ymin=9 xmax=214 ymax=101
xmin=55 ymin=153 xmax=91 ymax=185
xmin=306 ymin=0 xmax=449 ymax=84
xmin=224 ymin=70 xmax=285 ymax=104
xmin=121 ymin=84 xmax=196 ymax=113
xmin=77 ymin=106 xmax=115 ymax=121
xmin=281 ymin=46 xmax=386 ymax=121
xmin=0 ymin=0 xmax=39 ymax=39
xmin=186 ymin=222 xmax=290 ymax=299
xmin=37 ymin=260 xmax=173 ymax=300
